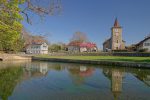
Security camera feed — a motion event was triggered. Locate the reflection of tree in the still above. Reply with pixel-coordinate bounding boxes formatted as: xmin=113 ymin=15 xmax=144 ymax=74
xmin=0 ymin=67 xmax=23 ymax=100
xmin=51 ymin=64 xmax=62 ymax=71
xmin=103 ymin=68 xmax=124 ymax=100
xmin=122 ymin=68 xmax=150 ymax=87
xmin=133 ymin=69 xmax=150 ymax=87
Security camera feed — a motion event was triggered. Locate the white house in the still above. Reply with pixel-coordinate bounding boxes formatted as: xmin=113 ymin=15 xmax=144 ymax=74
xmin=26 ymin=42 xmax=48 ymax=54
xmin=136 ymin=37 xmax=150 ymax=52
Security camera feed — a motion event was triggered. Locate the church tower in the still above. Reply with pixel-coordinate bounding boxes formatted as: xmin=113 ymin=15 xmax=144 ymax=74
xmin=111 ymin=18 xmax=125 ymax=50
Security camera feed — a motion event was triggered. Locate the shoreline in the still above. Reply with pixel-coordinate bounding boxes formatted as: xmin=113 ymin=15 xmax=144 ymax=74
xmin=32 ymin=57 xmax=150 ymax=69
xmin=0 ymin=54 xmax=32 ymax=61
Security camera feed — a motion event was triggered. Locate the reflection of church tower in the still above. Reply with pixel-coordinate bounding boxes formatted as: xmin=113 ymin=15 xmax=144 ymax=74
xmin=103 ymin=68 xmax=124 ymax=100
xmin=111 ymin=69 xmax=123 ymax=100
xmin=111 ymin=18 xmax=125 ymax=50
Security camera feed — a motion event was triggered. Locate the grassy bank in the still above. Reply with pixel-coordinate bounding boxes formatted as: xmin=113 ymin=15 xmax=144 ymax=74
xmin=35 ymin=55 xmax=150 ymax=63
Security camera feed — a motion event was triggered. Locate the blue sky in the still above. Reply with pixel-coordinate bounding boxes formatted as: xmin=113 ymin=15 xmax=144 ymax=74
xmin=22 ymin=0 xmax=150 ymax=49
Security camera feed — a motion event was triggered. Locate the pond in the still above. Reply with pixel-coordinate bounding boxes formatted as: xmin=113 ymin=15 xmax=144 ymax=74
xmin=0 ymin=61 xmax=150 ymax=100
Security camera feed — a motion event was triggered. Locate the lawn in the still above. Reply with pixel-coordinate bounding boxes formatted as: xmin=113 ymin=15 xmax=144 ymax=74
xmin=35 ymin=55 xmax=150 ymax=63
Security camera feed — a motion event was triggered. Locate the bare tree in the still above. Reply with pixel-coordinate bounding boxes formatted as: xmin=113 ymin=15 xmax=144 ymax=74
xmin=70 ymin=32 xmax=89 ymax=43
xmin=21 ymin=28 xmax=48 ymax=45
xmin=21 ymin=0 xmax=62 ymax=24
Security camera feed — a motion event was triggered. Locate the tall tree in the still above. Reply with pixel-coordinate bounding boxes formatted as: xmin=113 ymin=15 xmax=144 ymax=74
xmin=70 ymin=32 xmax=89 ymax=43
xmin=0 ymin=0 xmax=24 ymax=51
xmin=0 ymin=0 xmax=62 ymax=52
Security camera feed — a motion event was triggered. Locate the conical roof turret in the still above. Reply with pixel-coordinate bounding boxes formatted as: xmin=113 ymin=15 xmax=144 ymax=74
xmin=114 ymin=18 xmax=120 ymax=27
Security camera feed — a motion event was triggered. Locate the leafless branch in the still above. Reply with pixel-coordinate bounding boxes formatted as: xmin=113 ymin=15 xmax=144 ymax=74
xmin=20 ymin=0 xmax=62 ymax=24
xmin=21 ymin=11 xmax=32 ymax=24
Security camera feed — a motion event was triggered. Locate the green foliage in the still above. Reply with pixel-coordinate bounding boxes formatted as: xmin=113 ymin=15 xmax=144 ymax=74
xmin=12 ymin=38 xmax=25 ymax=53
xmin=0 ymin=0 xmax=24 ymax=52
xmin=49 ymin=44 xmax=62 ymax=52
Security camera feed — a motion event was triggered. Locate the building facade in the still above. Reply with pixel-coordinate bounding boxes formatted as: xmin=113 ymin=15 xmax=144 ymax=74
xmin=103 ymin=19 xmax=125 ymax=52
xmin=26 ymin=42 xmax=48 ymax=54
xmin=68 ymin=41 xmax=98 ymax=53
xmin=136 ymin=37 xmax=150 ymax=52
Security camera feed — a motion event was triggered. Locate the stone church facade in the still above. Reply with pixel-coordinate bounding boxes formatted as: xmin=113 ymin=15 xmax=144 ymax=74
xmin=103 ymin=19 xmax=125 ymax=51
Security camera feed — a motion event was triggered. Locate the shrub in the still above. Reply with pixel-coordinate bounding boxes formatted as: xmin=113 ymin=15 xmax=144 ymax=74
xmin=138 ymin=48 xmax=148 ymax=52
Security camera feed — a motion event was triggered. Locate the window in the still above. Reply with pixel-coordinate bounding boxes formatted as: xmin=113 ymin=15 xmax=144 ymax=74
xmin=117 ymin=40 xmax=119 ymax=43
xmin=144 ymin=43 xmax=150 ymax=46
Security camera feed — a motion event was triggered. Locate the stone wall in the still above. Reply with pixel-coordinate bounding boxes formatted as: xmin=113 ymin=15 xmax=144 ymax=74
xmin=49 ymin=52 xmax=150 ymax=57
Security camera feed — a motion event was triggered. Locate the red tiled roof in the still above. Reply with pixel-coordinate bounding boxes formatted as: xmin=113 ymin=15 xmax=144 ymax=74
xmin=31 ymin=39 xmax=45 ymax=45
xmin=80 ymin=42 xmax=96 ymax=48
xmin=79 ymin=68 xmax=94 ymax=77
xmin=114 ymin=18 xmax=120 ymax=27
xmin=68 ymin=41 xmax=97 ymax=48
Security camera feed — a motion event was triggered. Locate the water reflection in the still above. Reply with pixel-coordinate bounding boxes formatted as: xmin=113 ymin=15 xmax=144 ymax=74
xmin=23 ymin=62 xmax=48 ymax=78
xmin=134 ymin=69 xmax=150 ymax=86
xmin=103 ymin=68 xmax=124 ymax=100
xmin=0 ymin=66 xmax=23 ymax=100
xmin=0 ymin=61 xmax=149 ymax=100
xmin=68 ymin=65 xmax=94 ymax=85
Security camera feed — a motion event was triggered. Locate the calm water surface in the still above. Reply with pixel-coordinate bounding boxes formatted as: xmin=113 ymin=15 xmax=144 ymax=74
xmin=0 ymin=61 xmax=150 ymax=100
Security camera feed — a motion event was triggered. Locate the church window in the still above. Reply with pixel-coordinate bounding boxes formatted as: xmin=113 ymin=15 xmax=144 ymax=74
xmin=117 ymin=40 xmax=119 ymax=43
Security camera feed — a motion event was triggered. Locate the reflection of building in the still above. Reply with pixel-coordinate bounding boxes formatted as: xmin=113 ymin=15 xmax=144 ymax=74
xmin=79 ymin=66 xmax=95 ymax=77
xmin=111 ymin=70 xmax=123 ymax=99
xmin=69 ymin=66 xmax=94 ymax=77
xmin=103 ymin=18 xmax=126 ymax=52
xmin=23 ymin=62 xmax=48 ymax=79
xmin=68 ymin=66 xmax=95 ymax=85
xmin=103 ymin=68 xmax=124 ymax=100
xmin=39 ymin=63 xmax=48 ymax=74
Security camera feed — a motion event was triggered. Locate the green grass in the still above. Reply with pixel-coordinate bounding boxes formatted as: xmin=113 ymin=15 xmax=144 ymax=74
xmin=35 ymin=55 xmax=150 ymax=63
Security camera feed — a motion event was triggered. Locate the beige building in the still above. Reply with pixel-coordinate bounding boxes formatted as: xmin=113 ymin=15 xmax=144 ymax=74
xmin=103 ymin=19 xmax=125 ymax=52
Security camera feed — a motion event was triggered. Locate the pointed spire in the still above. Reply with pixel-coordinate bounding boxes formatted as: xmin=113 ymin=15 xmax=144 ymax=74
xmin=114 ymin=18 xmax=120 ymax=27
